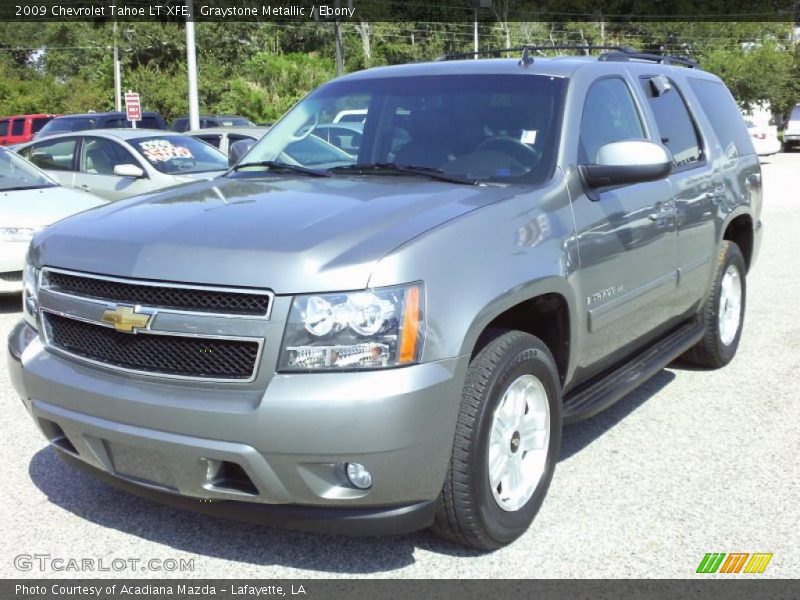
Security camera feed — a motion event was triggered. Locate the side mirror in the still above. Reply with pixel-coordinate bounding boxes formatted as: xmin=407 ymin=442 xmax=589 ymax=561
xmin=228 ymin=139 xmax=256 ymax=166
xmin=113 ymin=163 xmax=145 ymax=178
xmin=580 ymin=140 xmax=672 ymax=188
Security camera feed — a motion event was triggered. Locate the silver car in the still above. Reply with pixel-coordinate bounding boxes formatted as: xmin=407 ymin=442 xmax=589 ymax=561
xmin=0 ymin=147 xmax=105 ymax=293
xmin=15 ymin=129 xmax=229 ymax=201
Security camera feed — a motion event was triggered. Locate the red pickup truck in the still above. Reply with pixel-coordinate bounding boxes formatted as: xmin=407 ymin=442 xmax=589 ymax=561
xmin=0 ymin=114 xmax=60 ymax=146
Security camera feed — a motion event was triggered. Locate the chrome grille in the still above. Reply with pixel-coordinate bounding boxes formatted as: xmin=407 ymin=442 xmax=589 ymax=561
xmin=45 ymin=270 xmax=271 ymax=316
xmin=45 ymin=312 xmax=260 ymax=381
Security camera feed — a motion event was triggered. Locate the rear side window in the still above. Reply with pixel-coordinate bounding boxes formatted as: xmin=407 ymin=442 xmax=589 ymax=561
xmin=0 ymin=120 xmax=8 ymax=136
xmin=640 ymin=77 xmax=702 ymax=168
xmin=689 ymin=79 xmax=754 ymax=158
xmin=11 ymin=120 xmax=25 ymax=136
xmin=20 ymin=137 xmax=78 ymax=171
xmin=579 ymin=78 xmax=645 ymax=163
xmin=790 ymin=105 xmax=800 ymax=121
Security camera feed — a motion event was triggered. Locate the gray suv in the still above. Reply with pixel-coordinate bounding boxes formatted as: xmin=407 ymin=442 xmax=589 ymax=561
xmin=8 ymin=48 xmax=762 ymax=550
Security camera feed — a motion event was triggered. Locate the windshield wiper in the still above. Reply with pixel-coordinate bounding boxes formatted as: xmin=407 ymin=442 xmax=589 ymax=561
xmin=328 ymin=163 xmax=477 ymax=185
xmin=230 ymin=160 xmax=329 ymax=177
xmin=1 ymin=184 xmax=57 ymax=192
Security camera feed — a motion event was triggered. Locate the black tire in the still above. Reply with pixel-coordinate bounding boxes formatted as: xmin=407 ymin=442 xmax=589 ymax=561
xmin=432 ymin=330 xmax=562 ymax=550
xmin=681 ymin=240 xmax=747 ymax=368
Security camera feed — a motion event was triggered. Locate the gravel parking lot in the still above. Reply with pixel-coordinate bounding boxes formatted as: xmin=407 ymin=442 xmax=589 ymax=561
xmin=1 ymin=153 xmax=798 ymax=579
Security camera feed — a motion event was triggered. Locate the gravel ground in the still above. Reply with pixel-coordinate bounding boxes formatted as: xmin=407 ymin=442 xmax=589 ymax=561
xmin=1 ymin=153 xmax=797 ymax=579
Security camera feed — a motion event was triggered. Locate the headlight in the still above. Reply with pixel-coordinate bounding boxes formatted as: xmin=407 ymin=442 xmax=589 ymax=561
xmin=22 ymin=262 xmax=40 ymax=330
xmin=279 ymin=283 xmax=424 ymax=371
xmin=0 ymin=227 xmax=36 ymax=243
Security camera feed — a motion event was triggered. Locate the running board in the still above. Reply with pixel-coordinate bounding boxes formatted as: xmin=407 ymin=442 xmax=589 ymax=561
xmin=562 ymin=321 xmax=704 ymax=423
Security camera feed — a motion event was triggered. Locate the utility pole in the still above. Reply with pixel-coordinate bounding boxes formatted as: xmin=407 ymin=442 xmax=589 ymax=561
xmin=113 ymin=21 xmax=122 ymax=111
xmin=334 ymin=0 xmax=344 ymax=76
xmin=185 ymin=0 xmax=200 ymax=131
xmin=474 ymin=8 xmax=479 ymax=57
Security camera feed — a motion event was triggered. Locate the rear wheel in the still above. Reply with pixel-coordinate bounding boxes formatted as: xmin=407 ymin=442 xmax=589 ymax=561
xmin=432 ymin=330 xmax=562 ymax=550
xmin=681 ymin=240 xmax=746 ymax=368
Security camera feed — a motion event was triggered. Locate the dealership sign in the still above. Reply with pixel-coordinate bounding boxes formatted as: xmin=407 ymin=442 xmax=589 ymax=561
xmin=124 ymin=92 xmax=141 ymax=122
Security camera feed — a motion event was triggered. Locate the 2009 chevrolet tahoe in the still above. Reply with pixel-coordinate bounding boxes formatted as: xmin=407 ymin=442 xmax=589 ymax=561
xmin=8 ymin=47 xmax=762 ymax=550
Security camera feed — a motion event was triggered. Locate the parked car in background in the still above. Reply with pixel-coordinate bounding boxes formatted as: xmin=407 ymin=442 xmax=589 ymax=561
xmin=744 ymin=119 xmax=781 ymax=156
xmin=35 ymin=112 xmax=168 ymax=140
xmin=172 ymin=115 xmax=256 ymax=132
xmin=311 ymin=122 xmax=363 ymax=156
xmin=331 ymin=108 xmax=367 ymax=124
xmin=783 ymin=103 xmax=800 ymax=151
xmin=0 ymin=114 xmax=61 ymax=146
xmin=0 ymin=147 xmax=105 ymax=293
xmin=186 ymin=126 xmax=270 ymax=156
xmin=16 ymin=130 xmax=229 ymax=201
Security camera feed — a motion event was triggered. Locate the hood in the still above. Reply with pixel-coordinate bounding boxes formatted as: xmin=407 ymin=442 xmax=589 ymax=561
xmin=1 ymin=185 xmax=107 ymax=230
xmin=31 ymin=175 xmax=519 ymax=293
xmin=171 ymin=170 xmax=227 ymax=184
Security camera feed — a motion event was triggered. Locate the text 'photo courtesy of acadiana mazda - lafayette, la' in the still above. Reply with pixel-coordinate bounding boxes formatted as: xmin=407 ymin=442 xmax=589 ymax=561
xmin=8 ymin=46 xmax=762 ymax=551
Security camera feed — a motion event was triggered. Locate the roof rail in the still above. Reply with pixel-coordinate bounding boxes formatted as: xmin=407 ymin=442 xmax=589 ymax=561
xmin=598 ymin=50 xmax=698 ymax=68
xmin=435 ymin=45 xmax=698 ymax=69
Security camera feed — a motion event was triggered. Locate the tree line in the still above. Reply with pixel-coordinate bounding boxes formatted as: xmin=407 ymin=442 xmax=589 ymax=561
xmin=0 ymin=20 xmax=798 ymax=124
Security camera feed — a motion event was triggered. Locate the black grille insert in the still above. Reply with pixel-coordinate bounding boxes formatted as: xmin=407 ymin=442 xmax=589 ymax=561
xmin=46 ymin=271 xmax=270 ymax=316
xmin=46 ymin=313 xmax=259 ymax=380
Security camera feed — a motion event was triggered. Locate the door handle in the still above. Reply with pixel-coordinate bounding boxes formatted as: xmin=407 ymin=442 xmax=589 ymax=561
xmin=79 ymin=184 xmax=91 ymax=190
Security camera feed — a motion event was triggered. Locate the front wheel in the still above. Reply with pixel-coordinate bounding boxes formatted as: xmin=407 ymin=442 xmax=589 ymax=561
xmin=432 ymin=330 xmax=562 ymax=550
xmin=681 ymin=240 xmax=747 ymax=368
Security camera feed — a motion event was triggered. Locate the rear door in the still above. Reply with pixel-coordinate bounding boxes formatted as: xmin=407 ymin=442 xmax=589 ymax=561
xmin=17 ymin=136 xmax=78 ymax=187
xmin=74 ymin=135 xmax=152 ymax=201
xmin=570 ymin=76 xmax=678 ymax=375
xmin=638 ymin=75 xmax=716 ymax=316
xmin=9 ymin=118 xmax=26 ymax=145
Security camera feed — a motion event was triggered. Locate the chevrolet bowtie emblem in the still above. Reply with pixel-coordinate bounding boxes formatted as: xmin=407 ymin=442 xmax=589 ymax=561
xmin=101 ymin=305 xmax=154 ymax=333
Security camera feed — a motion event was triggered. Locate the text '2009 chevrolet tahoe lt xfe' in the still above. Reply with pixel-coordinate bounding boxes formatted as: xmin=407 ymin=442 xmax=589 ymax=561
xmin=8 ymin=47 xmax=762 ymax=550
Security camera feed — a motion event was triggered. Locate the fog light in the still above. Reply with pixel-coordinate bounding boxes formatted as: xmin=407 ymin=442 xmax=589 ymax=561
xmin=345 ymin=463 xmax=373 ymax=490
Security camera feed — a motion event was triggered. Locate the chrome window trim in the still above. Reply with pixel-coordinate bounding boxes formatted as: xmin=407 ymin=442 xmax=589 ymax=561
xmin=40 ymin=267 xmax=274 ymax=320
xmin=40 ymin=307 xmax=264 ymax=384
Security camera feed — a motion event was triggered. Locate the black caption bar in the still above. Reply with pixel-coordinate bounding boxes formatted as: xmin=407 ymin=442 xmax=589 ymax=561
xmin=2 ymin=0 xmax=799 ymax=22
xmin=4 ymin=580 xmax=800 ymax=600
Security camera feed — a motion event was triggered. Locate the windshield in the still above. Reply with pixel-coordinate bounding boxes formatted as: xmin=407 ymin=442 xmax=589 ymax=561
xmin=128 ymin=135 xmax=229 ymax=174
xmin=39 ymin=117 xmax=96 ymax=136
xmin=236 ymin=74 xmax=566 ymax=184
xmin=0 ymin=147 xmax=57 ymax=191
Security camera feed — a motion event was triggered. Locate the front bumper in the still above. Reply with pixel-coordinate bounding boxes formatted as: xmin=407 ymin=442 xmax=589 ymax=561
xmin=0 ymin=241 xmax=26 ymax=293
xmin=9 ymin=320 xmax=468 ymax=535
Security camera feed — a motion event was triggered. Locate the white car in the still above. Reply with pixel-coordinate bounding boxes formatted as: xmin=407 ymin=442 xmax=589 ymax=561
xmin=783 ymin=104 xmax=800 ymax=151
xmin=744 ymin=119 xmax=781 ymax=156
xmin=0 ymin=147 xmax=106 ymax=293
xmin=15 ymin=129 xmax=229 ymax=201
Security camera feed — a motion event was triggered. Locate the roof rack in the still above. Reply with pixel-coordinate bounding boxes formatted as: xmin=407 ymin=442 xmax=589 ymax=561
xmin=435 ymin=45 xmax=698 ymax=69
